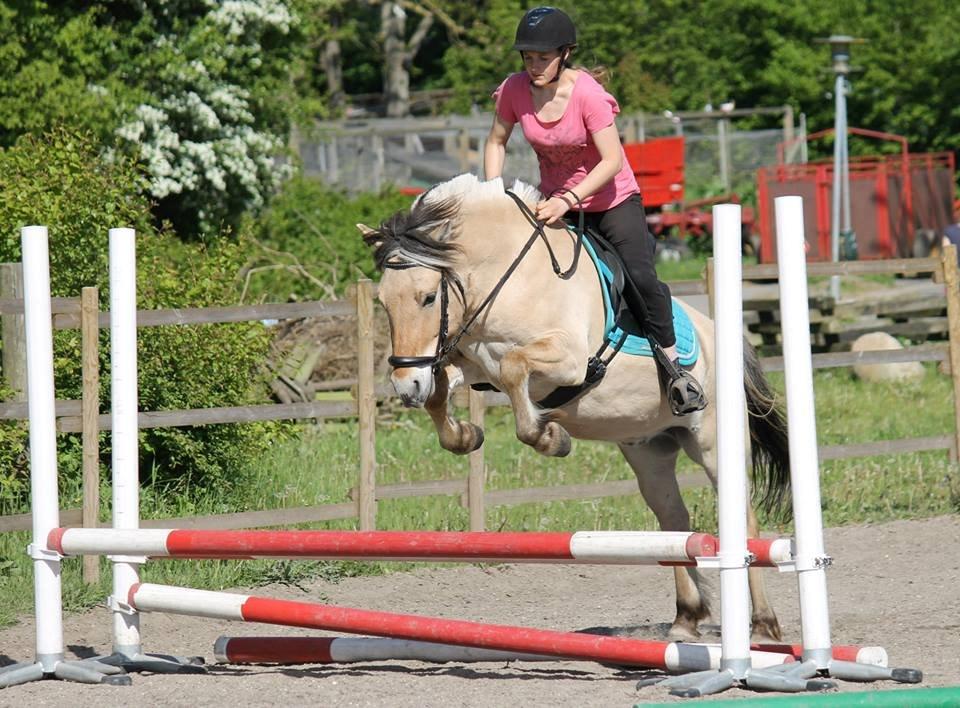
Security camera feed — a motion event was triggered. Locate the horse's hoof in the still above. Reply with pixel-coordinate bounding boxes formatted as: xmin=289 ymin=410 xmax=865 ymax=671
xmin=667 ymin=623 xmax=701 ymax=643
xmin=465 ymin=423 xmax=484 ymax=452
xmin=536 ymin=422 xmax=571 ymax=457
xmin=751 ymin=615 xmax=783 ymax=643
xmin=451 ymin=421 xmax=483 ymax=454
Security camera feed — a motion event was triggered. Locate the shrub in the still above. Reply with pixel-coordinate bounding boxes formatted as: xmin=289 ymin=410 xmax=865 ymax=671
xmin=244 ymin=175 xmax=415 ymax=301
xmin=0 ymin=129 xmax=285 ymax=506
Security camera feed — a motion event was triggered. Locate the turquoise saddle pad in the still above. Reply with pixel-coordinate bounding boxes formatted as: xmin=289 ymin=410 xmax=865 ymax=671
xmin=581 ymin=234 xmax=700 ymax=367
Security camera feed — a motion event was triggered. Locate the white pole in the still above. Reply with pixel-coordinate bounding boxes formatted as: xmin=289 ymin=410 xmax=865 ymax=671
xmin=109 ymin=228 xmax=142 ymax=655
xmin=711 ymin=204 xmax=751 ymax=678
xmin=21 ymin=226 xmax=65 ymax=670
xmin=774 ymin=196 xmax=833 ymax=668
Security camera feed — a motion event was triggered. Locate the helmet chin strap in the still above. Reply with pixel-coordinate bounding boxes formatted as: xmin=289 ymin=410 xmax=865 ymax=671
xmin=548 ymin=47 xmax=569 ymax=84
xmin=523 ymin=47 xmax=569 ymax=85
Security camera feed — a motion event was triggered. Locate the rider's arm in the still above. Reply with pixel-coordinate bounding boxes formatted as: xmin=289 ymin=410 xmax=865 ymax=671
xmin=484 ymin=113 xmax=514 ymax=180
xmin=536 ymin=124 xmax=623 ymax=223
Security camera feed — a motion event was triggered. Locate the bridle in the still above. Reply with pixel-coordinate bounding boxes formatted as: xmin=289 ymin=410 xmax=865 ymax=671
xmin=386 ymin=190 xmax=583 ymax=374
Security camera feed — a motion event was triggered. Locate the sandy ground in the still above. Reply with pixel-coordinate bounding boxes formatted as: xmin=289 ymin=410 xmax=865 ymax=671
xmin=1 ymin=515 xmax=958 ymax=707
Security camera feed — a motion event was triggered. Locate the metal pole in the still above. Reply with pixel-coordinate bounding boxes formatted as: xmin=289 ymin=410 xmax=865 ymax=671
xmin=829 ymin=74 xmax=844 ymax=300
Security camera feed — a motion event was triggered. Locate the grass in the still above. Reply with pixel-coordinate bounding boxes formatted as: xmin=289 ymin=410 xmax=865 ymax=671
xmin=0 ymin=365 xmax=958 ymax=629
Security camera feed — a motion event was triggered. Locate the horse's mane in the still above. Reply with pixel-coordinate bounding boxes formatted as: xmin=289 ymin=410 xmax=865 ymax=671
xmin=364 ymin=174 xmax=541 ymax=272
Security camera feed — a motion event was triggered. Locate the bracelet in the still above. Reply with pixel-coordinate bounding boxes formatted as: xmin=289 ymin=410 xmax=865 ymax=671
xmin=563 ymin=188 xmax=583 ymax=205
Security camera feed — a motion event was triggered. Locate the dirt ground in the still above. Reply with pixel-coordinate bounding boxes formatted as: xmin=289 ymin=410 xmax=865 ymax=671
xmin=1 ymin=515 xmax=958 ymax=707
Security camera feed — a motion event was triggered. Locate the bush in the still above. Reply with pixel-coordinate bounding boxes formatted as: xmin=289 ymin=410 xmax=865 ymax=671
xmin=244 ymin=175 xmax=415 ymax=301
xmin=0 ymin=129 xmax=285 ymax=506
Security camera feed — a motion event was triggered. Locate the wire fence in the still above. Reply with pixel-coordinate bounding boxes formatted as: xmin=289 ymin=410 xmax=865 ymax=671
xmin=293 ymin=106 xmax=801 ymax=199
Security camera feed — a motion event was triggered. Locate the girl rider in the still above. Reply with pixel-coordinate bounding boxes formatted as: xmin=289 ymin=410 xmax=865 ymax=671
xmin=483 ymin=6 xmax=706 ymax=415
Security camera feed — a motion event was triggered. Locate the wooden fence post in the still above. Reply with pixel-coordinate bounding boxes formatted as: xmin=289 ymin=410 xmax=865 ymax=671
xmin=467 ymin=388 xmax=486 ymax=531
xmin=704 ymin=258 xmax=716 ymax=319
xmin=81 ymin=287 xmax=101 ymax=583
xmin=355 ymin=280 xmax=377 ymax=530
xmin=941 ymin=245 xmax=960 ymax=462
xmin=0 ymin=262 xmax=26 ymax=399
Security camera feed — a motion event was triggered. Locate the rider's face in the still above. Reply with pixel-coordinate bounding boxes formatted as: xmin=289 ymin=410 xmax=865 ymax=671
xmin=522 ymin=50 xmax=563 ymax=86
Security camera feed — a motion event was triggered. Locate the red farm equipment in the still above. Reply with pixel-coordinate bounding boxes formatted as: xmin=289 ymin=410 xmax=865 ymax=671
xmin=623 ymin=136 xmax=757 ymax=255
xmin=756 ymin=127 xmax=957 ymax=264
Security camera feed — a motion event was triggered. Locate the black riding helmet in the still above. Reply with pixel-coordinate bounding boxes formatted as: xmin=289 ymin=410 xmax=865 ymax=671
xmin=513 ymin=7 xmax=577 ymax=52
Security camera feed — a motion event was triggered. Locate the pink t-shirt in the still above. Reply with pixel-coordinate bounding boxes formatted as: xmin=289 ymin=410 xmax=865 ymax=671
xmin=493 ymin=71 xmax=638 ymax=212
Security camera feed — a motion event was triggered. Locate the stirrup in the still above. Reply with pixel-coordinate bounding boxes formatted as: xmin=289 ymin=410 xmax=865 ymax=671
xmin=667 ymin=365 xmax=707 ymax=416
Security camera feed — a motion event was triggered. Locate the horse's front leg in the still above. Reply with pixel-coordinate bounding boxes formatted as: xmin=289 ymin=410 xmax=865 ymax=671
xmin=498 ymin=335 xmax=581 ymax=457
xmin=423 ymin=362 xmax=484 ymax=455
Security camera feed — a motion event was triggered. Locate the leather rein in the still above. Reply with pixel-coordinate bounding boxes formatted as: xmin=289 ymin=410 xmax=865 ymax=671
xmin=385 ymin=190 xmax=623 ymax=407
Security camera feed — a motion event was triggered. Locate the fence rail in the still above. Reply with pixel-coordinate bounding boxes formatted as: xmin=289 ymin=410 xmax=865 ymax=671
xmin=2 ymin=249 xmax=959 ymax=567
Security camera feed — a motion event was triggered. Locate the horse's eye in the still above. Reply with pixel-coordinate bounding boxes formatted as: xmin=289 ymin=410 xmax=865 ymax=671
xmin=422 ymin=292 xmax=437 ymax=307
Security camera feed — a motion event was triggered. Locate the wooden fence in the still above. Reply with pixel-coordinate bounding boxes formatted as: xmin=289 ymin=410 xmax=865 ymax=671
xmin=1 ymin=246 xmax=958 ymax=584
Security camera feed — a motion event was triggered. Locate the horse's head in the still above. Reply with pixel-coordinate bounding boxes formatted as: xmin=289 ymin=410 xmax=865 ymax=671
xmin=360 ymin=174 xmax=542 ymax=406
xmin=358 ymin=183 xmax=466 ymax=407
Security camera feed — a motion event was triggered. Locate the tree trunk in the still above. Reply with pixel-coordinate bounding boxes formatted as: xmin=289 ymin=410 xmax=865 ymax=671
xmin=321 ymin=11 xmax=344 ymax=110
xmin=381 ymin=2 xmax=409 ymax=118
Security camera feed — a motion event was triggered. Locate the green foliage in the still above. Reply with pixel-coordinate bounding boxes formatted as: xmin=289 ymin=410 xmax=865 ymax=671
xmin=0 ymin=129 xmax=285 ymax=501
xmin=244 ymin=175 xmax=414 ymax=301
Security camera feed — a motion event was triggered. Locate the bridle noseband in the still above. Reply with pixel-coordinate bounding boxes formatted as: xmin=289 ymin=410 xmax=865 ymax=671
xmin=384 ymin=260 xmax=454 ymax=371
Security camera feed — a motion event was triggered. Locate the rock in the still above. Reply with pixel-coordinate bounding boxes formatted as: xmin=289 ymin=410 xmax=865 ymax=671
xmin=850 ymin=332 xmax=925 ymax=382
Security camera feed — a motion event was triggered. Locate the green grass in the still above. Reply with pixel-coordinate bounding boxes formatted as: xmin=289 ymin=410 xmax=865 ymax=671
xmin=0 ymin=366 xmax=957 ymax=627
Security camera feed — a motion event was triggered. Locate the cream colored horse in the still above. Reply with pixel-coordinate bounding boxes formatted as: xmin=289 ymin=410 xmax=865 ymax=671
xmin=358 ymin=173 xmax=790 ymax=641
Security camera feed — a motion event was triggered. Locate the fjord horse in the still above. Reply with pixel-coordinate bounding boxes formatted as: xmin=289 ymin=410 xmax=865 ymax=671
xmin=358 ymin=174 xmax=790 ymax=641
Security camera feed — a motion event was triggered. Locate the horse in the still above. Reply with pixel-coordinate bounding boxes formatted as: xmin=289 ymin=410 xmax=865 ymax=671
xmin=357 ymin=173 xmax=790 ymax=642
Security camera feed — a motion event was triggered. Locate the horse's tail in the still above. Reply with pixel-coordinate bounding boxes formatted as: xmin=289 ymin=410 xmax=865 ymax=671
xmin=743 ymin=340 xmax=791 ymax=519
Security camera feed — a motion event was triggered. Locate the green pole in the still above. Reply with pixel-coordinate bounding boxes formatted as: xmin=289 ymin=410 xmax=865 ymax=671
xmin=637 ymin=686 xmax=960 ymax=707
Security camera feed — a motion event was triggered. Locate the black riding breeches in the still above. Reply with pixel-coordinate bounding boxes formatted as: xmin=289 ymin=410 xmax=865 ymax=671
xmin=576 ymin=194 xmax=676 ymax=349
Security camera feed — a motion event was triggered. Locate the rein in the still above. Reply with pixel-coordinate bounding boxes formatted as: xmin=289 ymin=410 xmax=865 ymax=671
xmin=386 ymin=189 xmax=564 ymax=372
xmin=386 ymin=189 xmax=621 ymax=408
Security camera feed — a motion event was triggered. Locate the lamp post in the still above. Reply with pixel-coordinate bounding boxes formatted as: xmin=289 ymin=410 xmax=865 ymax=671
xmin=817 ymin=35 xmax=864 ymax=300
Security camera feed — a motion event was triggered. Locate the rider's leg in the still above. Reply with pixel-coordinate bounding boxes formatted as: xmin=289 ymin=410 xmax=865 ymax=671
xmin=583 ymin=194 xmax=706 ymax=415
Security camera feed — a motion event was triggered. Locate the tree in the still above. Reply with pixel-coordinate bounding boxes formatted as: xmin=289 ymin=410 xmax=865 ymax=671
xmin=0 ymin=1 xmax=304 ymax=239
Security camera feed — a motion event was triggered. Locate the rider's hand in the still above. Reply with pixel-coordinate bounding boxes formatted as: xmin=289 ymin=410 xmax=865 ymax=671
xmin=535 ymin=196 xmax=571 ymax=225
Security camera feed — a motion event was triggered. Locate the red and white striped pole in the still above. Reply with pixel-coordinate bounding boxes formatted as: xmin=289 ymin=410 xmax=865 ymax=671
xmin=212 ymin=636 xmax=887 ymax=668
xmin=213 ymin=635 xmax=795 ymax=670
xmin=50 ymin=528 xmax=792 ymax=567
xmin=129 ymin=584 xmax=793 ymax=672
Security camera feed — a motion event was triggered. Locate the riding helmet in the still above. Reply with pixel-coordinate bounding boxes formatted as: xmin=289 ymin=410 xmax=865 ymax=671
xmin=513 ymin=7 xmax=577 ymax=52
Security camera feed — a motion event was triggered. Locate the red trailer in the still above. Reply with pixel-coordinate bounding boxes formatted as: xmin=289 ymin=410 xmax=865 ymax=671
xmin=623 ymin=136 xmax=756 ymax=250
xmin=756 ymin=128 xmax=956 ymax=263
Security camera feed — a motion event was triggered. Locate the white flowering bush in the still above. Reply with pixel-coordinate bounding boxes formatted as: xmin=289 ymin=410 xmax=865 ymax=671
xmin=114 ymin=1 xmax=297 ymax=237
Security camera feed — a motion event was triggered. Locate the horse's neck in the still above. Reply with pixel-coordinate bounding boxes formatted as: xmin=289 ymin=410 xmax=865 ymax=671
xmin=457 ymin=214 xmax=605 ymax=345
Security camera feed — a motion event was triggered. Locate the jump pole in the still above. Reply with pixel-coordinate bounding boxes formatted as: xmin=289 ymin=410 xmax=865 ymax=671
xmin=48 ymin=527 xmax=793 ymax=567
xmin=213 ymin=636 xmax=886 ymax=669
xmin=128 ymin=583 xmax=791 ymax=672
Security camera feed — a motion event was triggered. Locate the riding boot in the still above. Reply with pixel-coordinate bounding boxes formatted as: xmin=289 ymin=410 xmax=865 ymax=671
xmin=651 ymin=341 xmax=708 ymax=416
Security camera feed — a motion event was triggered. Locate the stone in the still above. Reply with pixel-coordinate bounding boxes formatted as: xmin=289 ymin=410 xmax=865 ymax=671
xmin=850 ymin=332 xmax=925 ymax=382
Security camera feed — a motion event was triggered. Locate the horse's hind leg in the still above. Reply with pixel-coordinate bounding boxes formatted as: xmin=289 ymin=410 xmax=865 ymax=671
xmin=677 ymin=428 xmax=783 ymax=642
xmin=619 ymin=437 xmax=709 ymax=641
xmin=747 ymin=504 xmax=782 ymax=641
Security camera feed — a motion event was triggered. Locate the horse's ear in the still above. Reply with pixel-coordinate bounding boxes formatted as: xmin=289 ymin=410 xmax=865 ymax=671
xmin=357 ymin=223 xmax=382 ymax=249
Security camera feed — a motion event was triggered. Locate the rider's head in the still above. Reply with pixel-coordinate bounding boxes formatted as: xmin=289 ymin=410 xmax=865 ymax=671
xmin=513 ymin=7 xmax=577 ymax=85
